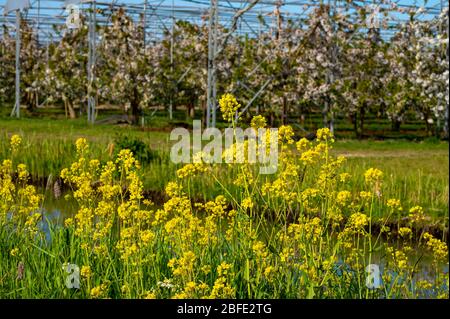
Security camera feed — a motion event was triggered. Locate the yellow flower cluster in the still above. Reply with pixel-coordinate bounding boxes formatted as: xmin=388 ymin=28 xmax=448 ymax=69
xmin=75 ymin=137 xmax=89 ymax=155
xmin=423 ymin=232 xmax=448 ymax=263
xmin=176 ymin=160 xmax=208 ymax=179
xmin=250 ymin=115 xmax=267 ymax=129
xmin=241 ymin=197 xmax=254 ymax=210
xmin=209 ymin=262 xmax=235 ymax=298
xmin=168 ymin=251 xmax=197 ymax=278
xmin=10 ymin=134 xmax=22 ymax=153
xmin=203 ymin=195 xmax=230 ymax=218
xmin=278 ymin=125 xmax=295 ymax=145
xmin=348 ymin=212 xmax=369 ymax=230
xmin=90 ymin=283 xmax=108 ymax=299
xmin=10 ymin=248 xmax=20 ymax=257
xmin=364 ymin=168 xmax=383 ymax=185
xmin=398 ymin=227 xmax=412 ymax=239
xmin=81 ymin=265 xmax=92 ymax=278
xmin=387 ymin=198 xmax=403 ymax=212
xmin=409 ymin=206 xmax=426 ymax=224
xmin=336 ymin=190 xmax=352 ymax=207
xmin=1 ymin=139 xmax=42 ymax=237
xmin=316 ymin=128 xmax=334 ymax=143
xmin=219 ymin=93 xmax=240 ymax=123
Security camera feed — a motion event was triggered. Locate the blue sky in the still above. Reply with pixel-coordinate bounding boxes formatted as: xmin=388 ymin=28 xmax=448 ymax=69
xmin=0 ymin=0 xmax=447 ymax=41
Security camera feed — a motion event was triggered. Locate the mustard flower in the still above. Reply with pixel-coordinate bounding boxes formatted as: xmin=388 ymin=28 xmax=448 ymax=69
xmin=10 ymin=134 xmax=22 ymax=152
xmin=339 ymin=172 xmax=351 ymax=183
xmin=296 ymin=138 xmax=311 ymax=152
xmin=398 ymin=227 xmax=412 ymax=239
xmin=75 ymin=137 xmax=89 ymax=155
xmin=364 ymin=168 xmax=383 ymax=185
xmin=250 ymin=115 xmax=267 ymax=129
xmin=165 ymin=181 xmax=183 ymax=198
xmin=241 ymin=197 xmax=254 ymax=210
xmin=423 ymin=232 xmax=448 ymax=262
xmin=316 ymin=128 xmax=334 ymax=142
xmin=144 ymin=292 xmax=156 ymax=299
xmin=278 ymin=125 xmax=295 ymax=144
xmin=90 ymin=283 xmax=108 ymax=299
xmin=336 ymin=190 xmax=352 ymax=206
xmin=387 ymin=198 xmax=403 ymax=212
xmin=81 ymin=265 xmax=92 ymax=278
xmin=10 ymin=248 xmax=20 ymax=257
xmin=17 ymin=164 xmax=28 ymax=181
xmin=348 ymin=212 xmax=369 ymax=229
xmin=219 ymin=93 xmax=240 ymax=123
xmin=409 ymin=206 xmax=426 ymax=224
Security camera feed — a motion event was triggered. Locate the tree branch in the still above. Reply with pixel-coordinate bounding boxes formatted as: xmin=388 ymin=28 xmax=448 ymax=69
xmin=216 ymin=0 xmax=260 ymax=57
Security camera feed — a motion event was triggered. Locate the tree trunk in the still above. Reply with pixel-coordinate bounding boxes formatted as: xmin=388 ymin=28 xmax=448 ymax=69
xmin=358 ymin=108 xmax=365 ymax=139
xmin=322 ymin=101 xmax=328 ymax=129
xmin=424 ymin=118 xmax=433 ymax=137
xmin=270 ymin=112 xmax=275 ymax=127
xmin=351 ymin=112 xmax=358 ymax=138
xmin=329 ymin=110 xmax=335 ymax=135
xmin=130 ymin=86 xmax=140 ymax=125
xmin=25 ymin=91 xmax=36 ymax=113
xmin=444 ymin=104 xmax=449 ymax=140
xmin=391 ymin=118 xmax=401 ymax=132
xmin=130 ymin=101 xmax=140 ymax=125
xmin=67 ymin=100 xmax=76 ymax=119
xmin=201 ymin=98 xmax=207 ymax=126
xmin=300 ymin=114 xmax=305 ymax=126
xmin=62 ymin=95 xmax=76 ymax=119
xmin=282 ymin=96 xmax=287 ymax=125
xmin=186 ymin=102 xmax=195 ymax=119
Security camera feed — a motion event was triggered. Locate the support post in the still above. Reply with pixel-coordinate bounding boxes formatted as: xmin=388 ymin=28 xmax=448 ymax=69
xmin=11 ymin=10 xmax=21 ymax=118
xmin=143 ymin=0 xmax=147 ymax=47
xmin=87 ymin=1 xmax=96 ymax=124
xmin=169 ymin=0 xmax=174 ymax=120
xmin=211 ymin=0 xmax=218 ymax=128
xmin=206 ymin=0 xmax=218 ymax=128
xmin=440 ymin=0 xmax=449 ymax=139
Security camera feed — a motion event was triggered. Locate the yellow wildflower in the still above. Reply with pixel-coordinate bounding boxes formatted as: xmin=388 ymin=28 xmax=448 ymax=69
xmin=250 ymin=115 xmax=267 ymax=129
xmin=219 ymin=93 xmax=240 ymax=122
xmin=10 ymin=248 xmax=20 ymax=257
xmin=387 ymin=198 xmax=403 ymax=212
xmin=316 ymin=128 xmax=334 ymax=142
xmin=144 ymin=292 xmax=156 ymax=299
xmin=348 ymin=212 xmax=369 ymax=229
xmin=364 ymin=168 xmax=383 ymax=185
xmin=336 ymin=190 xmax=352 ymax=207
xmin=81 ymin=265 xmax=92 ymax=278
xmin=75 ymin=138 xmax=89 ymax=155
xmin=278 ymin=125 xmax=295 ymax=144
xmin=241 ymin=197 xmax=254 ymax=210
xmin=398 ymin=227 xmax=412 ymax=239
xmin=90 ymin=283 xmax=108 ymax=299
xmin=409 ymin=206 xmax=426 ymax=224
xmin=10 ymin=134 xmax=22 ymax=152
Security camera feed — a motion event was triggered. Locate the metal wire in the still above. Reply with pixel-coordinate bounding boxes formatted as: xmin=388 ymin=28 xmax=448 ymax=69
xmin=0 ymin=0 xmax=445 ymax=44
